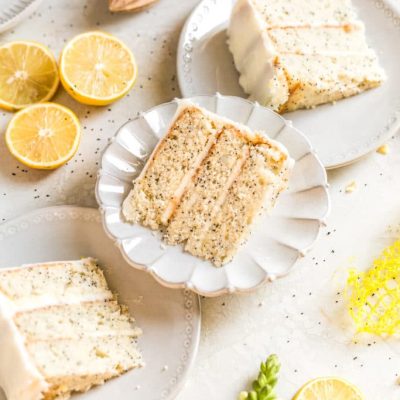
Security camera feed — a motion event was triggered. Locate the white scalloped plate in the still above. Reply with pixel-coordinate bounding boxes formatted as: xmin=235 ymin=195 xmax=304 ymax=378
xmin=96 ymin=94 xmax=330 ymax=297
xmin=177 ymin=0 xmax=400 ymax=169
xmin=0 ymin=206 xmax=201 ymax=400
xmin=0 ymin=0 xmax=43 ymax=33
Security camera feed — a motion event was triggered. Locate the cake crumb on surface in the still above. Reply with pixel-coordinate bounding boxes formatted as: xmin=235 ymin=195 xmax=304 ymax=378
xmin=345 ymin=181 xmax=357 ymax=193
xmin=376 ymin=144 xmax=389 ymax=155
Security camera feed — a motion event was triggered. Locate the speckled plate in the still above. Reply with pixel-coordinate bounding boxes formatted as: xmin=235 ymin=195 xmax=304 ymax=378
xmin=0 ymin=0 xmax=43 ymax=33
xmin=0 ymin=206 xmax=201 ymax=400
xmin=177 ymin=0 xmax=400 ymax=169
xmin=96 ymin=94 xmax=330 ymax=297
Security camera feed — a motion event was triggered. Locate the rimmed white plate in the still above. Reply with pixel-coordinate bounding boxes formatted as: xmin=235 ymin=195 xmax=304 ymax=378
xmin=96 ymin=94 xmax=330 ymax=297
xmin=0 ymin=0 xmax=43 ymax=33
xmin=177 ymin=0 xmax=400 ymax=169
xmin=0 ymin=206 xmax=201 ymax=400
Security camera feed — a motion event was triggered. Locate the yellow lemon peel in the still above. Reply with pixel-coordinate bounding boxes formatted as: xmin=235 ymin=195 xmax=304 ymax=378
xmin=346 ymin=240 xmax=400 ymax=335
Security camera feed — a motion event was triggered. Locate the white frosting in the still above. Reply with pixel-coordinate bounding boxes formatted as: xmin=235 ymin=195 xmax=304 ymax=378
xmin=227 ymin=0 xmax=282 ymax=107
xmin=0 ymin=257 xmax=96 ymax=273
xmin=0 ymin=292 xmax=48 ymax=400
xmin=11 ymin=292 xmax=113 ymax=312
xmin=228 ymin=0 xmax=386 ymax=111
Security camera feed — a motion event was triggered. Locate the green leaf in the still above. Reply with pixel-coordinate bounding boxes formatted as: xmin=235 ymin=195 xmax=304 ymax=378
xmin=249 ymin=391 xmax=258 ymax=400
xmin=252 ymin=381 xmax=261 ymax=392
xmin=257 ymin=373 xmax=268 ymax=387
xmin=266 ymin=376 xmax=278 ymax=388
xmin=238 ymin=354 xmax=281 ymax=400
xmin=260 ymin=362 xmax=267 ymax=373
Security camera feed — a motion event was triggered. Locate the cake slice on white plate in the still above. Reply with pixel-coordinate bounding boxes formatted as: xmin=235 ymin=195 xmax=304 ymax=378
xmin=0 ymin=258 xmax=143 ymax=400
xmin=228 ymin=0 xmax=386 ymax=112
xmin=123 ymin=101 xmax=294 ymax=266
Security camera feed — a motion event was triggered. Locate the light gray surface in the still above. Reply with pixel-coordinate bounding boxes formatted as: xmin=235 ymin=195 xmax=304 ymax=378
xmin=0 ymin=1 xmax=400 ymax=399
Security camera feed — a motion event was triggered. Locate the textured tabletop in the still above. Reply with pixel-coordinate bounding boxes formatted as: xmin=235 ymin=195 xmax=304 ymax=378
xmin=0 ymin=1 xmax=399 ymax=399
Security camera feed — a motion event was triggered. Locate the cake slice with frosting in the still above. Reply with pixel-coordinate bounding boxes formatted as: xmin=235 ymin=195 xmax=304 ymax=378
xmin=0 ymin=258 xmax=143 ymax=400
xmin=123 ymin=101 xmax=293 ymax=266
xmin=228 ymin=0 xmax=386 ymax=112
xmin=123 ymin=105 xmax=222 ymax=229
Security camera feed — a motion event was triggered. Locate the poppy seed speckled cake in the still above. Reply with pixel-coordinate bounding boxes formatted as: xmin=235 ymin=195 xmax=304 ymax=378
xmin=228 ymin=0 xmax=386 ymax=112
xmin=123 ymin=101 xmax=294 ymax=266
xmin=0 ymin=258 xmax=143 ymax=400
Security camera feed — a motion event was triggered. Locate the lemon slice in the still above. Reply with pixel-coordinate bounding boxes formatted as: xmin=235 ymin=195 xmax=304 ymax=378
xmin=293 ymin=377 xmax=364 ymax=400
xmin=5 ymin=103 xmax=81 ymax=169
xmin=0 ymin=41 xmax=59 ymax=111
xmin=59 ymin=31 xmax=137 ymax=106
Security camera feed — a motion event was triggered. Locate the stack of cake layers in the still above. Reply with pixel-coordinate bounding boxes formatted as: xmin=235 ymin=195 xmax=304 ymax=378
xmin=123 ymin=102 xmax=293 ymax=266
xmin=228 ymin=0 xmax=386 ymax=112
xmin=0 ymin=258 xmax=143 ymax=400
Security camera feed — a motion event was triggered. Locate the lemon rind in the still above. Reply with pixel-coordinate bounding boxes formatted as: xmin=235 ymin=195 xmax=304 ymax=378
xmin=293 ymin=377 xmax=364 ymax=400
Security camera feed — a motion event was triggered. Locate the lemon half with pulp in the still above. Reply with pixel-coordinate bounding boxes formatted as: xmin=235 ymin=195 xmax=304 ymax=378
xmin=59 ymin=31 xmax=137 ymax=106
xmin=5 ymin=103 xmax=81 ymax=170
xmin=0 ymin=41 xmax=59 ymax=111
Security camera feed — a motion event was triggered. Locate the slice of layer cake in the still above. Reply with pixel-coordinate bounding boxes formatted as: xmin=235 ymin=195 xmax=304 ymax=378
xmin=123 ymin=101 xmax=293 ymax=266
xmin=0 ymin=258 xmax=143 ymax=400
xmin=228 ymin=0 xmax=386 ymax=112
xmin=182 ymin=145 xmax=285 ymax=266
xmin=123 ymin=106 xmax=222 ymax=229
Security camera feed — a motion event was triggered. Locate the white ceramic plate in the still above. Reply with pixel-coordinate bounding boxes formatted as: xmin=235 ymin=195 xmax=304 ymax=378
xmin=0 ymin=206 xmax=201 ymax=400
xmin=0 ymin=0 xmax=43 ymax=33
xmin=96 ymin=94 xmax=330 ymax=297
xmin=177 ymin=0 xmax=400 ymax=169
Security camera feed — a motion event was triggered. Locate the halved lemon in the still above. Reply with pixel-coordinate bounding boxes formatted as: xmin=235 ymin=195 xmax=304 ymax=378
xmin=0 ymin=41 xmax=59 ymax=111
xmin=5 ymin=103 xmax=81 ymax=170
xmin=59 ymin=31 xmax=137 ymax=106
xmin=293 ymin=377 xmax=364 ymax=400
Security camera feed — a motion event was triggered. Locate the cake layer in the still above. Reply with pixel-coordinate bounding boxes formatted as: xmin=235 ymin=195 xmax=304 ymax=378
xmin=165 ymin=126 xmax=250 ymax=245
xmin=123 ymin=102 xmax=293 ymax=266
xmin=27 ymin=336 xmax=143 ymax=399
xmin=228 ymin=0 xmax=386 ymax=112
xmin=14 ymin=301 xmax=141 ymax=340
xmin=27 ymin=336 xmax=143 ymax=377
xmin=250 ymin=0 xmax=357 ymax=27
xmin=276 ymin=53 xmax=384 ymax=112
xmin=0 ymin=258 xmax=112 ymax=310
xmin=185 ymin=145 xmax=288 ymax=266
xmin=123 ymin=106 xmax=222 ymax=229
xmin=0 ymin=258 xmax=143 ymax=400
xmin=267 ymin=24 xmax=369 ymax=55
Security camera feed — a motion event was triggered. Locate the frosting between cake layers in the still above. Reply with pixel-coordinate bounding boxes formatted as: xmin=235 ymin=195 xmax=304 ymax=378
xmin=0 ymin=258 xmax=117 ymax=400
xmin=228 ymin=0 xmax=386 ymax=112
xmin=0 ymin=292 xmax=48 ymax=400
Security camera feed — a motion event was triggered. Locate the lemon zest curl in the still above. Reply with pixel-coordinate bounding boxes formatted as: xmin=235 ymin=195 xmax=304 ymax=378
xmin=347 ymin=240 xmax=400 ymax=335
